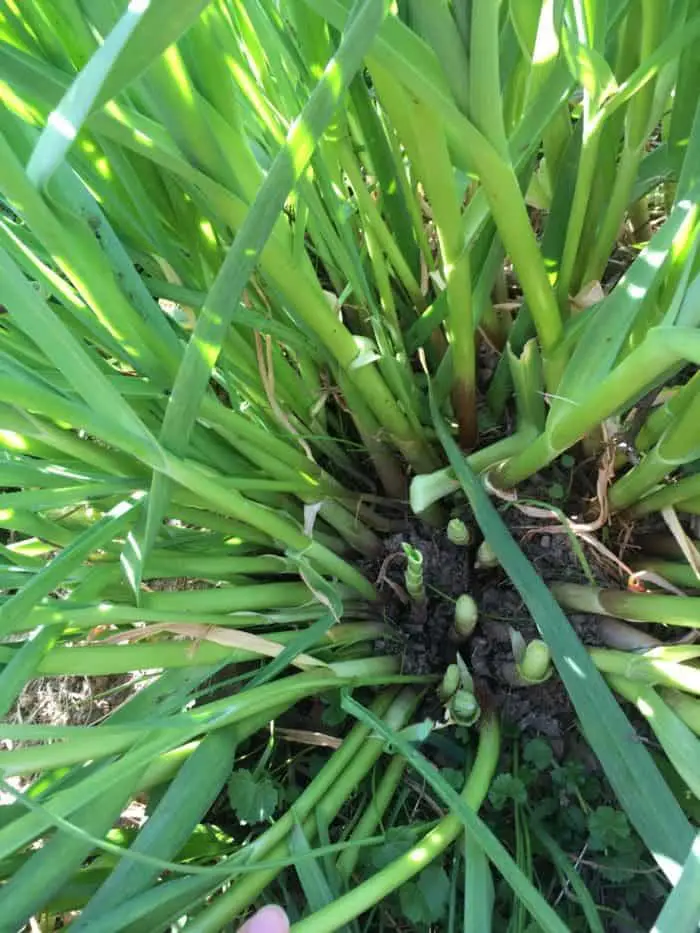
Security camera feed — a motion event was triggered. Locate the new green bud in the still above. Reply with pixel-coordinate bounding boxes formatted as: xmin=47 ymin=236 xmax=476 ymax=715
xmin=454 ymin=594 xmax=478 ymax=638
xmin=447 ymin=518 xmax=471 ymax=546
xmin=449 ymin=689 xmax=481 ymax=727
xmin=402 ymin=542 xmax=423 ymax=572
xmin=518 ymin=639 xmax=553 ymax=685
xmin=475 ymin=540 xmax=498 ymax=569
xmin=402 ymin=542 xmax=425 ymax=603
xmin=439 ymin=664 xmax=460 ymax=701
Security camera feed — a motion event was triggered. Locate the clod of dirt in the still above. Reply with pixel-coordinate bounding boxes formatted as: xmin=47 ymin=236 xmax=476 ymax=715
xmin=374 ymin=505 xmax=617 ymax=740
xmin=379 ymin=526 xmax=471 ymax=679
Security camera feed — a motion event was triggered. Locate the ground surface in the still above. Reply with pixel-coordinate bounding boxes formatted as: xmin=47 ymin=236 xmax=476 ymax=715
xmin=1 ymin=462 xmax=674 ymax=931
xmin=376 ymin=498 xmax=613 ymax=741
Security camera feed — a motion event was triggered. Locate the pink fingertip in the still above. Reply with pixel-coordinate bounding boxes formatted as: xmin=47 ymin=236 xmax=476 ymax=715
xmin=240 ymin=905 xmax=290 ymax=933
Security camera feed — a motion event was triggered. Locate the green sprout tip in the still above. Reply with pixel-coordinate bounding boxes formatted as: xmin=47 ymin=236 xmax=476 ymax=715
xmin=454 ymin=593 xmax=478 ymax=638
xmin=447 ymin=518 xmax=471 ymax=546
xmin=402 ymin=542 xmax=425 ymax=604
xmin=509 ymin=629 xmax=553 ymax=685
xmin=475 ymin=539 xmax=499 ymax=569
xmin=448 ymin=689 xmax=481 ymax=727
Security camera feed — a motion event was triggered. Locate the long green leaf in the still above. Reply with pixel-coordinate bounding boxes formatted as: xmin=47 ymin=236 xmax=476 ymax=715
xmin=27 ymin=1 xmax=150 ymax=187
xmin=0 ymin=244 xmax=159 ymax=459
xmin=342 ymin=695 xmax=568 ymax=933
xmin=96 ymin=0 xmax=212 ymax=106
xmin=129 ymin=0 xmax=393 ymax=593
xmin=0 ymin=626 xmax=57 ymax=720
xmin=429 ymin=392 xmax=694 ymax=882
xmin=651 ymin=831 xmax=700 ymax=933
xmin=463 ymin=829 xmax=494 ymax=933
xmin=0 ymin=772 xmax=146 ymax=932
xmin=70 ymin=727 xmax=239 ymax=931
xmin=0 ymin=492 xmax=144 ymax=633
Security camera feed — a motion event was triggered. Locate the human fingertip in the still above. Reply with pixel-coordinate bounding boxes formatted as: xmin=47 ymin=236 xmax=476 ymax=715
xmin=239 ymin=905 xmax=290 ymax=933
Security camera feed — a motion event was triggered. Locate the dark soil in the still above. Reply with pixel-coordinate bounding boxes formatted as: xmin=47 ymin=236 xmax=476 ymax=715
xmin=373 ymin=500 xmax=619 ymax=744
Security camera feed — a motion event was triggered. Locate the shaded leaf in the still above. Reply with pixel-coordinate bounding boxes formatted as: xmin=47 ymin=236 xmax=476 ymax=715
xmin=227 ymin=770 xmax=278 ymax=824
xmin=489 ymin=774 xmax=528 ymax=811
xmin=399 ymin=863 xmax=450 ymax=926
xmin=441 ymin=767 xmax=465 ymax=791
xmin=523 ymin=738 xmax=553 ymax=772
xmin=321 ymin=693 xmax=347 ymax=727
xmin=587 ymin=806 xmax=631 ymax=852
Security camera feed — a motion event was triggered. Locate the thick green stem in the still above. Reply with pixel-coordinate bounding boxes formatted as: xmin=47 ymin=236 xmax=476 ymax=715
xmin=139 ymin=581 xmax=322 ymax=614
xmin=556 ymin=122 xmax=603 ymax=307
xmin=0 ymin=670 xmax=410 ymax=777
xmin=0 ymin=623 xmax=392 ymax=677
xmin=611 ymin=385 xmax=700 ymax=511
xmin=365 ymin=59 xmax=563 ymax=389
xmin=590 ymin=647 xmax=700 ymax=696
xmin=318 ymin=500 xmax=383 ymax=556
xmin=582 ymin=144 xmax=644 ymax=284
xmin=608 ymin=446 xmax=675 ymax=512
xmin=162 ymin=453 xmax=376 ymax=598
xmin=372 ymin=72 xmax=477 ymax=447
xmin=663 ymin=689 xmax=700 ymax=736
xmin=199 ymin=397 xmax=345 ymax=492
xmin=469 ymin=0 xmax=508 ymax=156
xmin=290 ymin=714 xmax=500 ymax=933
xmin=529 ymin=2 xmax=572 ymax=184
xmin=192 ymin=175 xmax=437 ymax=473
xmin=497 ymin=327 xmax=700 ymax=487
xmin=552 ymin=582 xmax=700 ymax=629
xmin=409 ymin=428 xmax=537 ymax=514
xmin=335 ymin=754 xmax=407 ymax=880
xmin=20 ymin=602 xmax=352 ymax=638
xmin=178 ymin=689 xmax=420 ymax=932
xmin=636 ymin=372 xmax=700 ymax=452
xmin=334 ymin=371 xmax=407 ymax=498
xmin=0 ymin=383 xmax=375 ymax=595
xmin=606 ymin=675 xmax=700 ymax=800
xmin=81 ymin=554 xmax=288 ymax=588
xmin=631 ymin=479 xmax=700 ymax=517
xmin=630 ymin=558 xmax=700 ymax=591
xmin=583 ymin=0 xmax=661 ymax=282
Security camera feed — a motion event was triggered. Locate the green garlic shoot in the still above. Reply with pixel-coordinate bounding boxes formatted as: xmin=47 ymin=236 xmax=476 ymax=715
xmin=510 ymin=628 xmax=553 ymax=685
xmin=454 ymin=593 xmax=478 ymax=638
xmin=438 ymin=663 xmax=460 ymax=702
xmin=447 ymin=518 xmax=471 ymax=546
xmin=448 ymin=689 xmax=481 ymax=727
xmin=439 ymin=654 xmax=480 ymax=726
xmin=475 ymin=539 xmax=499 ymax=569
xmin=402 ymin=542 xmax=425 ymax=603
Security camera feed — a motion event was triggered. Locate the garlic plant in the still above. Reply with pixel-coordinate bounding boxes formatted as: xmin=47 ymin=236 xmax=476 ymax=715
xmin=447 ymin=517 xmax=471 ymax=546
xmin=475 ymin=540 xmax=499 ymax=570
xmin=439 ymin=656 xmax=480 ymax=728
xmin=507 ymin=629 xmax=553 ymax=686
xmin=402 ymin=542 xmax=425 ymax=604
xmin=2 ymin=0 xmax=700 ymax=927
xmin=453 ymin=593 xmax=478 ymax=639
